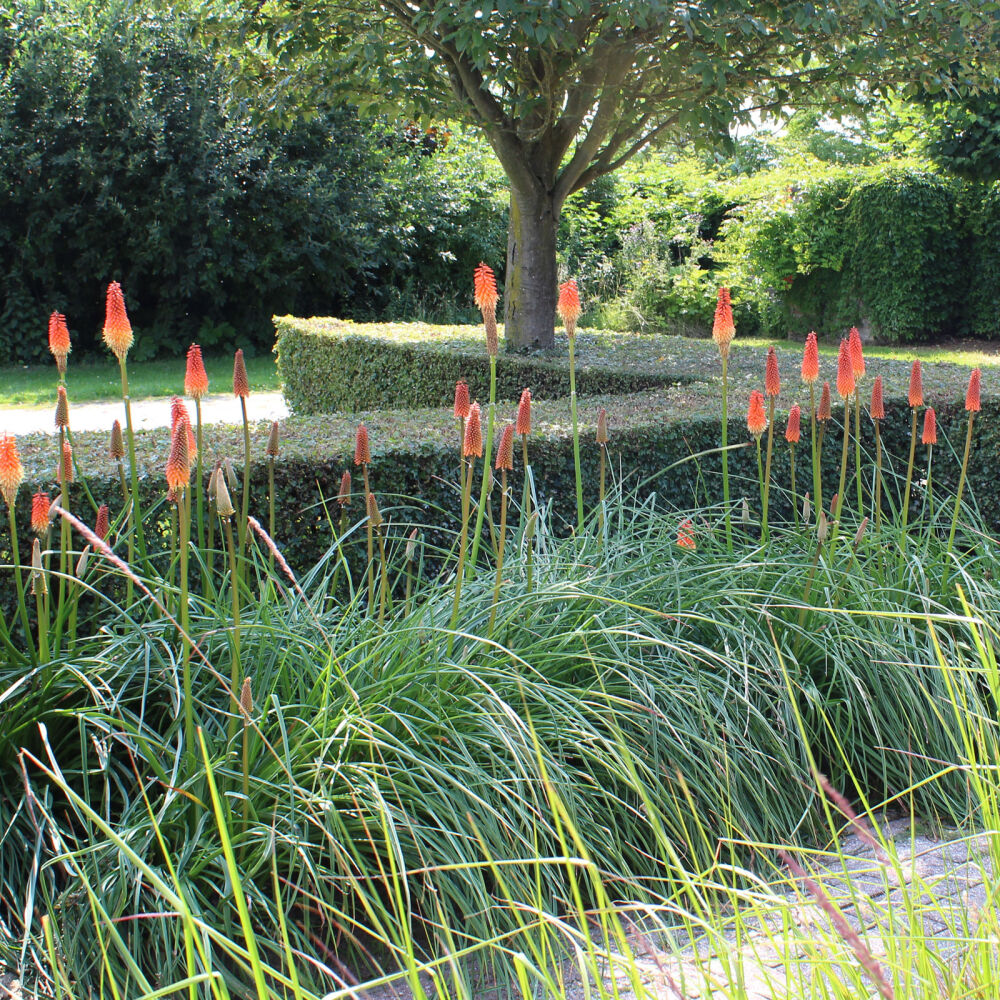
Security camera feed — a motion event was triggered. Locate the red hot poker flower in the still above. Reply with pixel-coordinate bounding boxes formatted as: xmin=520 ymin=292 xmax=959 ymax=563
xmin=747 ymin=390 xmax=767 ymax=439
xmin=785 ymin=404 xmax=801 ymax=444
xmin=337 ymin=470 xmax=352 ymax=507
xmin=712 ymin=287 xmax=735 ymax=359
xmin=558 ymin=279 xmax=582 ymax=335
xmin=233 ymin=349 xmax=250 ymax=398
xmin=61 ymin=441 xmax=74 ymax=484
xmin=185 ymin=344 xmax=209 ymax=399
xmin=818 ymin=382 xmax=832 ymax=422
xmin=464 ymin=402 xmax=483 ymax=458
xmin=966 ymin=368 xmax=981 ymax=413
xmin=165 ymin=417 xmax=191 ymax=492
xmin=31 ymin=492 xmax=51 ymax=534
xmin=110 ymin=420 xmax=125 ymax=461
xmin=171 ymin=397 xmax=197 ymax=458
xmin=55 ymin=386 xmax=69 ymax=429
xmin=516 ymin=388 xmax=532 ymax=436
xmin=922 ymin=407 xmax=937 ymax=445
xmin=453 ymin=380 xmax=471 ymax=421
xmin=354 ymin=424 xmax=371 ymax=466
xmin=495 ymin=423 xmax=515 ymax=471
xmin=870 ymin=376 xmax=885 ymax=420
xmin=596 ymin=408 xmax=609 ymax=445
xmin=801 ymin=331 xmax=819 ymax=384
xmin=103 ymin=282 xmax=133 ymax=361
xmin=266 ymin=420 xmax=280 ymax=458
xmin=677 ymin=519 xmax=696 ymax=551
xmin=95 ymin=504 xmax=110 ymax=541
xmin=48 ymin=312 xmax=71 ymax=368
xmin=848 ymin=326 xmax=865 ymax=379
xmin=473 ymin=263 xmax=499 ymax=313
xmin=765 ymin=346 xmax=780 ymax=397
xmin=836 ymin=338 xmax=855 ymax=400
xmin=908 ymin=360 xmax=923 ymax=408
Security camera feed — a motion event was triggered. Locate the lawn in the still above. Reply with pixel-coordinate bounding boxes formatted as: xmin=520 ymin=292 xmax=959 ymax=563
xmin=0 ymin=352 xmax=280 ymax=407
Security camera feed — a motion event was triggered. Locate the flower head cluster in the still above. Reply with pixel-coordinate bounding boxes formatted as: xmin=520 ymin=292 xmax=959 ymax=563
xmin=516 ymin=388 xmax=532 ymax=436
xmin=185 ymin=344 xmax=209 ymax=399
xmin=908 ymin=360 xmax=923 ymax=408
xmin=558 ymin=279 xmax=582 ymax=336
xmin=49 ymin=312 xmax=71 ymax=372
xmin=870 ymin=376 xmax=885 ymax=420
xmin=848 ymin=327 xmax=865 ymax=380
xmin=966 ymin=369 xmax=981 ymax=413
xmin=801 ymin=332 xmax=819 ymax=384
xmin=747 ymin=390 xmax=767 ymax=439
xmin=596 ymin=408 xmax=609 ymax=445
xmin=453 ymin=380 xmax=471 ymax=421
xmin=495 ymin=423 xmax=514 ymax=471
xmin=785 ymin=404 xmax=801 ymax=444
xmin=711 ymin=287 xmax=735 ymax=360
xmin=922 ymin=407 xmax=937 ymax=445
xmin=233 ymin=349 xmax=250 ymax=398
xmin=463 ymin=402 xmax=483 ymax=458
xmin=103 ymin=282 xmax=133 ymax=361
xmin=354 ymin=424 xmax=370 ymax=466
xmin=31 ymin=492 xmax=51 ymax=534
xmin=836 ymin=338 xmax=855 ymax=400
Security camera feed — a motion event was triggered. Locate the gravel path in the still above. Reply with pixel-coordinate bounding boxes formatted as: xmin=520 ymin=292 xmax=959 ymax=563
xmin=0 ymin=391 xmax=288 ymax=436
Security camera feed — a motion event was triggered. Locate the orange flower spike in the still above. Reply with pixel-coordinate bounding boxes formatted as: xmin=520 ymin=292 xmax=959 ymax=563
xmin=233 ymin=349 xmax=250 ymax=398
xmin=453 ymin=380 xmax=471 ymax=420
xmin=836 ymin=338 xmax=855 ymax=399
xmin=165 ymin=417 xmax=191 ymax=493
xmin=922 ymin=407 xmax=938 ymax=446
xmin=495 ymin=423 xmax=515 ymax=471
xmin=55 ymin=386 xmax=69 ymax=429
xmin=337 ymin=470 xmax=352 ymax=507
xmin=102 ymin=281 xmax=133 ymax=361
xmin=171 ymin=397 xmax=196 ymax=459
xmin=464 ymin=402 xmax=483 ymax=458
xmin=558 ymin=279 xmax=582 ymax=336
xmin=747 ymin=390 xmax=767 ymax=439
xmin=354 ymin=424 xmax=371 ymax=466
xmin=516 ymin=388 xmax=532 ymax=436
xmin=48 ymin=312 xmax=71 ymax=370
xmin=473 ymin=263 xmax=499 ymax=313
xmin=966 ymin=368 xmax=981 ymax=413
xmin=818 ymin=382 xmax=832 ymax=422
xmin=785 ymin=404 xmax=801 ymax=444
xmin=185 ymin=344 xmax=209 ymax=400
xmin=110 ymin=419 xmax=125 ymax=461
xmin=870 ymin=375 xmax=885 ymax=420
xmin=596 ymin=408 xmax=609 ymax=445
xmin=31 ymin=492 xmax=51 ymax=534
xmin=765 ymin=346 xmax=780 ymax=397
xmin=677 ymin=518 xmax=696 ymax=551
xmin=801 ymin=331 xmax=819 ymax=384
xmin=908 ymin=360 xmax=923 ymax=408
xmin=848 ymin=326 xmax=865 ymax=380
xmin=95 ymin=504 xmax=110 ymax=541
xmin=712 ymin=287 xmax=736 ymax=359
xmin=61 ymin=441 xmax=74 ymax=484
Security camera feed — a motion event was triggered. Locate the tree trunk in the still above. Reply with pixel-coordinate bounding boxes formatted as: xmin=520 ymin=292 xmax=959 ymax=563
xmin=504 ymin=183 xmax=559 ymax=351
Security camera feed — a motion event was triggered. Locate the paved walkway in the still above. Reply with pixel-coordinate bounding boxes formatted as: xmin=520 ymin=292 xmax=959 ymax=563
xmin=1 ymin=392 xmax=288 ymax=436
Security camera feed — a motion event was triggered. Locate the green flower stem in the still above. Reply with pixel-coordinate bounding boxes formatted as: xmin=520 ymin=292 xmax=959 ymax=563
xmin=853 ymin=391 xmax=863 ymax=514
xmin=116 ymin=461 xmax=129 ymax=504
xmin=947 ymin=413 xmax=976 ymax=556
xmin=809 ymin=384 xmax=820 ymax=521
xmin=598 ymin=444 xmax=606 ymax=536
xmin=900 ymin=407 xmax=919 ymax=553
xmin=815 ymin=420 xmax=827 ymax=516
xmin=448 ymin=457 xmax=476 ymax=657
xmin=488 ymin=469 xmax=509 ymax=638
xmin=721 ymin=354 xmax=732 ymax=554
xmin=35 ymin=575 xmax=49 ymax=665
xmin=8 ymin=506 xmax=36 ymax=665
xmin=829 ymin=398 xmax=851 ymax=551
xmin=754 ymin=437 xmax=764 ymax=538
xmin=179 ymin=489 xmax=194 ymax=763
xmin=925 ymin=444 xmax=934 ymax=524
xmin=469 ymin=356 xmax=497 ymax=572
xmin=789 ymin=445 xmax=798 ymax=530
xmin=55 ymin=427 xmax=69 ymax=653
xmin=195 ymin=400 xmax=205 ymax=554
xmin=267 ymin=456 xmax=276 ymax=576
xmin=568 ymin=336 xmax=584 ymax=534
xmin=761 ymin=397 xmax=776 ymax=543
xmin=238 ymin=397 xmax=251 ymax=576
xmin=520 ymin=434 xmax=531 ymax=529
xmin=119 ymin=358 xmax=146 ymax=584
xmin=375 ymin=525 xmax=389 ymax=626
xmin=223 ymin=516 xmax=241 ymax=744
xmin=362 ymin=465 xmax=374 ymax=615
xmin=873 ymin=420 xmax=883 ymax=532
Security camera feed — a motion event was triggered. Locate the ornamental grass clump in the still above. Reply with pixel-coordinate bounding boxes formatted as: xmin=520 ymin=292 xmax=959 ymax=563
xmin=948 ymin=368 xmax=981 ymax=555
xmin=713 ymin=287 xmax=736 ymax=552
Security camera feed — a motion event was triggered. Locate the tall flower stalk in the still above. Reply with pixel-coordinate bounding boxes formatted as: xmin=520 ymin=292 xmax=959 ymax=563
xmin=922 ymin=406 xmax=937 ymax=521
xmin=747 ymin=390 xmax=767 ymax=536
xmin=785 ymin=405 xmax=801 ymax=528
xmin=761 ymin=347 xmax=780 ymax=542
xmin=454 ymin=380 xmax=470 ymax=485
xmin=801 ymin=332 xmax=820 ymax=521
xmin=185 ymin=344 xmax=209 ymax=554
xmin=214 ymin=469 xmax=241 ymax=744
xmin=449 ymin=402 xmax=482 ymax=655
xmin=54 ymin=387 xmax=71 ymax=648
xmin=488 ymin=423 xmax=514 ymax=637
xmin=367 ymin=492 xmax=390 ymax=625
xmin=48 ymin=311 xmax=71 ymax=380
xmin=233 ymin=349 xmax=252 ymax=573
xmin=558 ymin=279 xmax=584 ymax=533
xmin=596 ymin=409 xmax=609 ymax=535
xmin=870 ymin=376 xmax=885 ymax=531
xmin=470 ymin=263 xmax=499 ymax=573
xmin=31 ymin=538 xmax=48 ymax=662
xmin=816 ymin=380 xmax=832 ymax=514
xmin=517 ymin=388 xmax=532 ymax=527
xmin=901 ymin=360 xmax=923 ymax=550
xmin=712 ymin=288 xmax=736 ymax=552
xmin=848 ymin=327 xmax=865 ymax=514
xmin=947 ymin=368 xmax=981 ymax=555
xmin=1 ymin=434 xmax=35 ymax=662
xmin=354 ymin=425 xmax=374 ymax=614
xmin=830 ymin=338 xmax=856 ymax=547
xmin=265 ymin=421 xmax=280 ymax=575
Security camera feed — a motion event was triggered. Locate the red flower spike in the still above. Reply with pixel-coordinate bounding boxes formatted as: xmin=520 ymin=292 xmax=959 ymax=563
xmin=801 ymin=331 xmax=819 ymax=384
xmin=848 ymin=326 xmax=865 ymax=379
xmin=966 ymin=368 xmax=981 ymax=413
xmin=55 ymin=386 xmax=69 ymax=429
xmin=337 ymin=470 xmax=352 ymax=507
xmin=677 ymin=519 xmax=696 ymax=551
xmin=102 ymin=282 xmax=133 ymax=361
xmin=765 ymin=346 xmax=780 ymax=397
xmin=558 ymin=279 xmax=582 ymax=336
xmin=110 ymin=420 xmax=125 ymax=461
xmin=908 ymin=360 xmax=923 ymax=408
xmin=495 ymin=423 xmax=515 ymax=471
xmin=233 ymin=349 xmax=249 ymax=398
xmin=31 ymin=492 xmax=51 ymax=534
xmin=516 ymin=388 xmax=532 ymax=436
xmin=870 ymin=376 xmax=885 ymax=420
xmin=463 ymin=402 xmax=483 ymax=458
xmin=171 ymin=397 xmax=196 ymax=459
xmin=818 ymin=382 xmax=832 ymax=422
xmin=165 ymin=418 xmax=191 ymax=492
xmin=185 ymin=344 xmax=209 ymax=399
xmin=473 ymin=263 xmax=499 ymax=313
xmin=354 ymin=424 xmax=371 ymax=466
xmin=712 ymin=287 xmax=735 ymax=359
xmin=596 ymin=408 xmax=609 ymax=445
xmin=61 ymin=441 xmax=74 ymax=484
xmin=785 ymin=404 xmax=801 ymax=444
xmin=48 ymin=312 xmax=71 ymax=366
xmin=747 ymin=390 xmax=767 ymax=439
xmin=95 ymin=504 xmax=110 ymax=541
xmin=836 ymin=338 xmax=855 ymax=399
xmin=922 ymin=407 xmax=937 ymax=445
xmin=453 ymin=380 xmax=471 ymax=421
